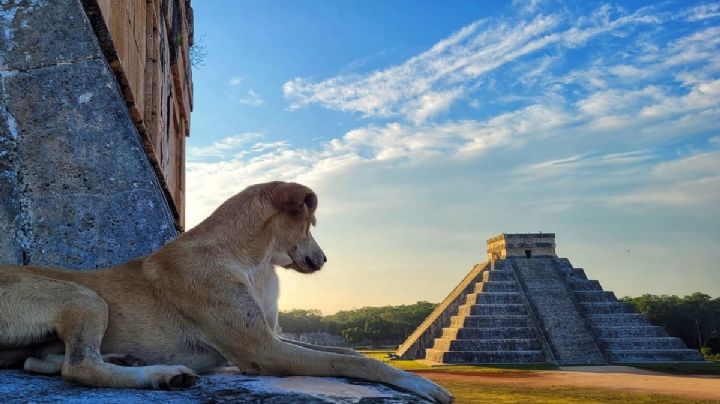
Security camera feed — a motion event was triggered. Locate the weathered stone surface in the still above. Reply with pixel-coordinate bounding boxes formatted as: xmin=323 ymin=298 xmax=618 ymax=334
xmin=509 ymin=257 xmax=606 ymax=365
xmin=0 ymin=0 xmax=99 ymax=71
xmin=0 ymin=0 xmax=177 ymax=269
xmin=0 ymin=368 xmax=425 ymax=403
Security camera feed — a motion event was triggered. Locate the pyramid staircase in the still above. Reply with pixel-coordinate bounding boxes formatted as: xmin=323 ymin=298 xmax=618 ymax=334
xmin=425 ymin=261 xmax=548 ymax=363
xmin=554 ymin=259 xmax=703 ymax=363
xmin=397 ymin=233 xmax=704 ymax=364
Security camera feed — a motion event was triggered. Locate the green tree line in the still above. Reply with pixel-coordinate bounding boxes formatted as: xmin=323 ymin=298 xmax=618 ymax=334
xmin=278 ymin=301 xmax=437 ymax=346
xmin=621 ymin=292 xmax=720 ymax=356
xmin=279 ymin=293 xmax=719 ymax=354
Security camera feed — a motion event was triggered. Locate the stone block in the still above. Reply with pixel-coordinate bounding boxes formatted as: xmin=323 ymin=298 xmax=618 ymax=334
xmin=0 ymin=0 xmax=99 ymax=71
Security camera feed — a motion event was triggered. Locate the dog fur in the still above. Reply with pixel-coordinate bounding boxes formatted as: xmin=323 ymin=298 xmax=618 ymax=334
xmin=0 ymin=181 xmax=452 ymax=403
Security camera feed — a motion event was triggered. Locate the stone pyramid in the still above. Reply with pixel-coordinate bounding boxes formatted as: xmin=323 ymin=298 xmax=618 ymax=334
xmin=397 ymin=233 xmax=703 ymax=365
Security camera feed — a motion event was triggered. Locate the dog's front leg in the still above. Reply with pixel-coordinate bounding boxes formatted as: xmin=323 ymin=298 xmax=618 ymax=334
xmin=198 ymin=287 xmax=452 ymax=403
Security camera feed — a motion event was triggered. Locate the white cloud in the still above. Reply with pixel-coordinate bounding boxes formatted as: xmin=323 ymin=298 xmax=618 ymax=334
xmin=189 ymin=2 xmax=720 ymax=228
xmin=283 ymin=6 xmax=657 ymax=123
xmin=513 ymin=0 xmax=546 ymax=14
xmin=685 ymin=3 xmax=720 ymax=21
xmin=187 ymin=132 xmax=262 ymax=160
xmin=229 ymin=76 xmax=243 ymax=86
xmin=237 ymin=89 xmax=264 ymax=107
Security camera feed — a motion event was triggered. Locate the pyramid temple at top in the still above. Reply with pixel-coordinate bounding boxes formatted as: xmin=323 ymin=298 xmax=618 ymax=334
xmin=396 ymin=233 xmax=703 ymax=365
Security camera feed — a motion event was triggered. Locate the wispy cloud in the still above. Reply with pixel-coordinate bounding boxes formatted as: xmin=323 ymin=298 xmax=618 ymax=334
xmin=189 ymin=2 xmax=720 ymax=226
xmin=187 ymin=132 xmax=262 ymax=160
xmin=282 ymin=5 xmax=658 ymax=123
xmin=608 ymin=151 xmax=720 ymax=207
xmin=684 ymin=2 xmax=720 ymax=21
xmin=237 ymin=89 xmax=264 ymax=107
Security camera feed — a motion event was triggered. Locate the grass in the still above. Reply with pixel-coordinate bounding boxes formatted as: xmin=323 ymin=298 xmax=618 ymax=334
xmin=359 ymin=351 xmax=719 ymax=403
xmin=628 ymin=362 xmax=720 ymax=376
xmin=435 ymin=380 xmax=713 ymax=404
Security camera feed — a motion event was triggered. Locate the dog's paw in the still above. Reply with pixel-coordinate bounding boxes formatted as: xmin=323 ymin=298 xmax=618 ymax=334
xmin=144 ymin=365 xmax=198 ymax=390
xmin=103 ymin=353 xmax=147 ymax=367
xmin=394 ymin=371 xmax=453 ymax=403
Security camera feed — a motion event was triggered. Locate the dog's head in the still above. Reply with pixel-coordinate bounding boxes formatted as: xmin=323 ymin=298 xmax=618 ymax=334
xmin=264 ymin=182 xmax=326 ymax=274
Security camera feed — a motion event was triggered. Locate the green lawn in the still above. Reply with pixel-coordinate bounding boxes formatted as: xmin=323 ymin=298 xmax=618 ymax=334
xmin=359 ymin=351 xmax=719 ymax=403
xmin=434 ymin=380 xmax=712 ymax=404
xmin=627 ymin=362 xmax=720 ymax=376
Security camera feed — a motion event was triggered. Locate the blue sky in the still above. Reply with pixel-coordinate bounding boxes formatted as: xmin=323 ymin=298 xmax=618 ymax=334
xmin=187 ymin=0 xmax=720 ymax=314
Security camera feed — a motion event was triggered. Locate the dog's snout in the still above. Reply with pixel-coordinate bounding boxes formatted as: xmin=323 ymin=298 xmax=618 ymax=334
xmin=323 ymin=254 xmax=327 ymax=263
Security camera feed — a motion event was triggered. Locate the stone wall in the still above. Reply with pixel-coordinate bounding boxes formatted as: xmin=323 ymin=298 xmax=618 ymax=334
xmin=83 ymin=0 xmax=193 ymax=227
xmin=0 ymin=0 xmax=178 ymax=269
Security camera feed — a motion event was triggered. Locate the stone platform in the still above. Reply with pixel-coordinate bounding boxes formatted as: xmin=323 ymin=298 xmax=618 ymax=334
xmin=0 ymin=367 xmax=424 ymax=403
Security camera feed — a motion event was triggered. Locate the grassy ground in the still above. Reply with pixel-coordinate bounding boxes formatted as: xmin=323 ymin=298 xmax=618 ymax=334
xmin=628 ymin=362 xmax=720 ymax=376
xmin=359 ymin=351 xmax=718 ymax=403
xmin=433 ymin=380 xmax=711 ymax=404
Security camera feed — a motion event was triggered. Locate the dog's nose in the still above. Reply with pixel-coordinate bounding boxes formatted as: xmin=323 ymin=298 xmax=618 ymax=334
xmin=305 ymin=256 xmax=319 ymax=270
xmin=323 ymin=255 xmax=327 ymax=263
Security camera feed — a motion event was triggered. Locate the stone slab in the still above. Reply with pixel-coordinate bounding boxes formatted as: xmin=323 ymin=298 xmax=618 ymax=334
xmin=0 ymin=0 xmax=100 ymax=71
xmin=0 ymin=368 xmax=425 ymax=403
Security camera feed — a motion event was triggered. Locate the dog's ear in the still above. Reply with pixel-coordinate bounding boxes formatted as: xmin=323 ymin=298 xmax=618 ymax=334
xmin=272 ymin=182 xmax=317 ymax=216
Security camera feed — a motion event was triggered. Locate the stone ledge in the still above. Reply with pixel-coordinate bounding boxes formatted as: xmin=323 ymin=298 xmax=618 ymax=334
xmin=0 ymin=367 xmax=426 ymax=403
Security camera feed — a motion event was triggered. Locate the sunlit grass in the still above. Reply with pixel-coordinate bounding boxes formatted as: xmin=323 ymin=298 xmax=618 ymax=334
xmin=359 ymin=351 xmax=718 ymax=403
xmin=435 ymin=380 xmax=713 ymax=404
xmin=627 ymin=362 xmax=720 ymax=376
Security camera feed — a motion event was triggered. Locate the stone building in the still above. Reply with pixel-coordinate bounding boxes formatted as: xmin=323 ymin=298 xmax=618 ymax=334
xmin=0 ymin=0 xmax=193 ymax=269
xmin=89 ymin=0 xmax=193 ymax=224
xmin=397 ymin=233 xmax=703 ymax=364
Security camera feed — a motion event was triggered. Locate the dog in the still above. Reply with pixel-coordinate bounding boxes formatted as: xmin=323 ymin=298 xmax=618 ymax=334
xmin=0 ymin=181 xmax=452 ymax=403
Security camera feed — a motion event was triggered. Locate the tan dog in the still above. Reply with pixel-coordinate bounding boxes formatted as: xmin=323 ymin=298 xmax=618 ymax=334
xmin=0 ymin=181 xmax=452 ymax=403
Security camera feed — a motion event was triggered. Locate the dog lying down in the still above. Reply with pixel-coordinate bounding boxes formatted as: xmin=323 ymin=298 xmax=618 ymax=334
xmin=0 ymin=181 xmax=453 ymax=403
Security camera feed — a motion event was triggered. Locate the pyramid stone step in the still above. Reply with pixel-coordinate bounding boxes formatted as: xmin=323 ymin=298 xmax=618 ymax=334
xmin=573 ymin=290 xmax=617 ymax=303
xmin=599 ymin=337 xmax=687 ymax=350
xmin=426 ymin=349 xmax=545 ymax=364
xmin=566 ymin=279 xmax=602 ymax=291
xmin=433 ymin=338 xmax=541 ymax=351
xmin=572 ymin=268 xmax=588 ymax=279
xmin=451 ymin=315 xmax=529 ymax=328
xmin=580 ymin=302 xmax=635 ymax=314
xmin=593 ymin=326 xmax=669 ymax=338
xmin=607 ymin=349 xmax=704 ymax=363
xmin=457 ymin=303 xmax=527 ymax=316
xmin=475 ymin=292 xmax=522 ymax=304
xmin=464 ymin=293 xmax=479 ymax=305
xmin=588 ymin=314 xmax=650 ymax=326
xmin=482 ymin=270 xmax=515 ymax=282
xmin=475 ymin=281 xmax=518 ymax=293
xmin=443 ymin=327 xmax=538 ymax=340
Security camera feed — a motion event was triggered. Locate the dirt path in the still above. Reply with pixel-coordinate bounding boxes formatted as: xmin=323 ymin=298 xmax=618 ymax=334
xmin=414 ymin=366 xmax=720 ymax=401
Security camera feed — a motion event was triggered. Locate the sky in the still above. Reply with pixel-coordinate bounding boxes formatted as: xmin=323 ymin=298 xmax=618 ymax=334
xmin=187 ymin=0 xmax=720 ymax=315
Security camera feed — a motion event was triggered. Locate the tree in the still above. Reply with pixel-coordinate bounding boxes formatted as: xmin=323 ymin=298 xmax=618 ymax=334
xmin=278 ymin=301 xmax=437 ymax=346
xmin=622 ymin=293 xmax=720 ymax=352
